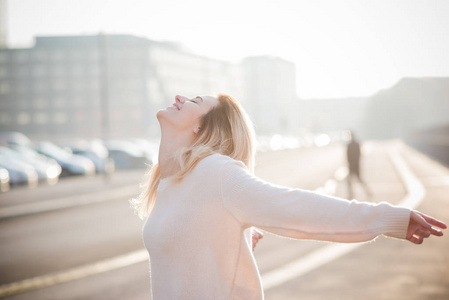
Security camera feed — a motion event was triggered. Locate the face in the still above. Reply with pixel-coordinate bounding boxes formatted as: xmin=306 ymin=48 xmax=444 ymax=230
xmin=157 ymin=95 xmax=219 ymax=135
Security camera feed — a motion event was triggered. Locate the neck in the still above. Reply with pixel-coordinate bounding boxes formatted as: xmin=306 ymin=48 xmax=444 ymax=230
xmin=158 ymin=130 xmax=195 ymax=179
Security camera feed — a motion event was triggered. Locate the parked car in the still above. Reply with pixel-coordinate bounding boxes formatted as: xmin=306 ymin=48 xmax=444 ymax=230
xmin=127 ymin=138 xmax=159 ymax=164
xmin=5 ymin=145 xmax=62 ymax=185
xmin=61 ymin=139 xmax=115 ymax=174
xmin=0 ymin=149 xmax=38 ymax=187
xmin=33 ymin=141 xmax=95 ymax=177
xmin=0 ymin=168 xmax=10 ymax=192
xmin=104 ymin=140 xmax=151 ymax=169
xmin=0 ymin=131 xmax=32 ymax=147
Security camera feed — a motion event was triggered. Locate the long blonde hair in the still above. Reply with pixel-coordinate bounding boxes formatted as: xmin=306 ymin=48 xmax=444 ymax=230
xmin=131 ymin=94 xmax=255 ymax=219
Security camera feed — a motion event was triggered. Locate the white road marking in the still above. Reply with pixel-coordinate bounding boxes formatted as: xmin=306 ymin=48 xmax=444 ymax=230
xmin=0 ymin=250 xmax=148 ymax=297
xmin=421 ymin=176 xmax=449 ymax=187
xmin=388 ymin=147 xmax=426 ymax=209
xmin=0 ymin=145 xmax=424 ymax=297
xmin=0 ymin=185 xmax=137 ymax=219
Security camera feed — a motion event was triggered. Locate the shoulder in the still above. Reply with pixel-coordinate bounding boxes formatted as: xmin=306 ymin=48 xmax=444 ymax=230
xmin=198 ymin=153 xmax=245 ymax=169
xmin=195 ymin=153 xmax=248 ymax=177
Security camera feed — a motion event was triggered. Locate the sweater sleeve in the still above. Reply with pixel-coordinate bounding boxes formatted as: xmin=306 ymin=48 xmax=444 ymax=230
xmin=220 ymin=159 xmax=411 ymax=243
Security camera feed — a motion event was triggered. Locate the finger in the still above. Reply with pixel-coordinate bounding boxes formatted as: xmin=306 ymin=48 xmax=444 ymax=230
xmin=418 ymin=212 xmax=447 ymax=229
xmin=415 ymin=229 xmax=431 ymax=238
xmin=406 ymin=224 xmax=419 ymax=240
xmin=415 ymin=235 xmax=424 ymax=244
xmin=411 ymin=211 xmax=432 ymax=229
xmin=430 ymin=227 xmax=444 ymax=237
xmin=407 ymin=234 xmax=424 ymax=245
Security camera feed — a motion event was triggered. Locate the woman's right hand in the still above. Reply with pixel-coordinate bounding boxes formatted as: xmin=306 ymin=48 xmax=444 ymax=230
xmin=406 ymin=210 xmax=446 ymax=244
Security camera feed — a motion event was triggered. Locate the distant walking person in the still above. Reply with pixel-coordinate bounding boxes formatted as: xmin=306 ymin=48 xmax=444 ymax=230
xmin=132 ymin=94 xmax=446 ymax=300
xmin=346 ymin=130 xmax=371 ymax=199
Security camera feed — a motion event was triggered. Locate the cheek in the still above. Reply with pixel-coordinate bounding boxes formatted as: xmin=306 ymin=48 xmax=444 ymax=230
xmin=175 ymin=111 xmax=203 ymax=130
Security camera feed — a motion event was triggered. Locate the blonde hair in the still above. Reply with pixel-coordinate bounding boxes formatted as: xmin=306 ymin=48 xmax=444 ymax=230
xmin=131 ymin=94 xmax=255 ymax=219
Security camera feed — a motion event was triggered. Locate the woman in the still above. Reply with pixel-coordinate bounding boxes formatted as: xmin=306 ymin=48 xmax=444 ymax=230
xmin=132 ymin=94 xmax=446 ymax=300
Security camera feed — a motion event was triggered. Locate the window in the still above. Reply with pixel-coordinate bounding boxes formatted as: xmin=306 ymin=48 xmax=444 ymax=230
xmin=17 ymin=112 xmax=30 ymax=125
xmin=0 ymin=67 xmax=7 ymax=78
xmin=70 ymin=65 xmax=84 ymax=77
xmin=52 ymin=97 xmax=66 ymax=108
xmin=33 ymin=80 xmax=48 ymax=93
xmin=74 ymin=111 xmax=85 ymax=122
xmin=88 ymin=64 xmax=100 ymax=76
xmin=53 ymin=112 xmax=68 ymax=124
xmin=14 ymin=51 xmax=29 ymax=63
xmin=0 ymin=112 xmax=11 ymax=124
xmin=89 ymin=80 xmax=100 ymax=91
xmin=86 ymin=50 xmax=98 ymax=61
xmin=15 ymin=66 xmax=28 ymax=78
xmin=33 ymin=112 xmax=48 ymax=124
xmin=0 ymin=52 xmax=8 ymax=63
xmin=51 ymin=64 xmax=66 ymax=77
xmin=70 ymin=80 xmax=86 ymax=92
xmin=69 ymin=50 xmax=83 ymax=61
xmin=33 ymin=50 xmax=48 ymax=62
xmin=52 ymin=50 xmax=66 ymax=61
xmin=0 ymin=82 xmax=10 ymax=94
xmin=52 ymin=78 xmax=66 ymax=90
xmin=33 ymin=97 xmax=48 ymax=109
xmin=16 ymin=83 xmax=29 ymax=94
xmin=32 ymin=65 xmax=47 ymax=77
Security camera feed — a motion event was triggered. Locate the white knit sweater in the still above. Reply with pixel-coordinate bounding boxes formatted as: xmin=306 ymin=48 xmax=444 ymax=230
xmin=142 ymin=153 xmax=410 ymax=300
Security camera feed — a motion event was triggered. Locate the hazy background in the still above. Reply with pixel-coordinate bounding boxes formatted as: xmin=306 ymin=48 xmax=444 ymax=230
xmin=1 ymin=2 xmax=449 ymax=299
xmin=6 ymin=0 xmax=449 ymax=98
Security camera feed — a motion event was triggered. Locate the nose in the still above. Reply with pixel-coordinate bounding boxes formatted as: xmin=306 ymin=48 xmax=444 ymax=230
xmin=175 ymin=95 xmax=186 ymax=104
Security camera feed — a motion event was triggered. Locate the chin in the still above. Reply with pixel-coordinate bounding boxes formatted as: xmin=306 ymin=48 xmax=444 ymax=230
xmin=156 ymin=109 xmax=166 ymax=119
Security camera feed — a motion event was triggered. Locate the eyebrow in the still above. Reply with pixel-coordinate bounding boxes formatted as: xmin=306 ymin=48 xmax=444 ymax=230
xmin=195 ymin=96 xmax=204 ymax=103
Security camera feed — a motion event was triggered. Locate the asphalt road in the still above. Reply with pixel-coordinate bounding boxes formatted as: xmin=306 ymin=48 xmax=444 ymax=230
xmin=0 ymin=141 xmax=447 ymax=300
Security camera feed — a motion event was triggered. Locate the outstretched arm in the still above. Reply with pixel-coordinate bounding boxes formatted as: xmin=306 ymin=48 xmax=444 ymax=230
xmin=406 ymin=210 xmax=446 ymax=244
xmin=219 ymin=158 xmax=446 ymax=246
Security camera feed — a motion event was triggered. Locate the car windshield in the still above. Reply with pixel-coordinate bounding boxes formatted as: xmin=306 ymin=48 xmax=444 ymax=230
xmin=12 ymin=145 xmax=41 ymax=158
xmin=38 ymin=142 xmax=71 ymax=160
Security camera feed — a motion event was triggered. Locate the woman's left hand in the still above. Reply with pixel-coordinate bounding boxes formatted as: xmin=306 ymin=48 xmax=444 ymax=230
xmin=252 ymin=228 xmax=264 ymax=252
xmin=406 ymin=210 xmax=446 ymax=244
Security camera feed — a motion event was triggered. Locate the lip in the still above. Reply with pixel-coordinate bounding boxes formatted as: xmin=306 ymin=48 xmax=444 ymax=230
xmin=172 ymin=103 xmax=180 ymax=111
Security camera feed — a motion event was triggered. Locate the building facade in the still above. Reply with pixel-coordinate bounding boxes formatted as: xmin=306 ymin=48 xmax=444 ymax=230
xmin=0 ymin=35 xmax=297 ymax=141
xmin=242 ymin=56 xmax=299 ymax=135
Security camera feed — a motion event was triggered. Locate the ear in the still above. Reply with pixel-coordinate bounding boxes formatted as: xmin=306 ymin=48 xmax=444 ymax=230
xmin=193 ymin=126 xmax=201 ymax=134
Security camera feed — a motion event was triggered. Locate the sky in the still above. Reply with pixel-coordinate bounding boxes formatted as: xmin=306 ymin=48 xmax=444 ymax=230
xmin=5 ymin=0 xmax=449 ymax=98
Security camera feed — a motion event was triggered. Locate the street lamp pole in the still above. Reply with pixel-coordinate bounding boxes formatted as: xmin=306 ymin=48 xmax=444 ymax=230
xmin=98 ymin=33 xmax=111 ymax=182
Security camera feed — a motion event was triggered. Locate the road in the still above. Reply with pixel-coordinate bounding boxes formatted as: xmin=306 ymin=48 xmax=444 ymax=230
xmin=0 ymin=141 xmax=447 ymax=299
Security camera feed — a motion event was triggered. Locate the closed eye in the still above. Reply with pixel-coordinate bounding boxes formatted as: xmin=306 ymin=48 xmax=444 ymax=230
xmin=190 ymin=97 xmax=201 ymax=104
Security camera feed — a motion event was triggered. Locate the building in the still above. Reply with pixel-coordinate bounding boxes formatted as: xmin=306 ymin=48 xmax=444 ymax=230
xmin=242 ymin=56 xmax=298 ymax=135
xmin=0 ymin=34 xmax=246 ymax=141
xmin=297 ymin=97 xmax=370 ymax=135
xmin=0 ymin=0 xmax=7 ymax=49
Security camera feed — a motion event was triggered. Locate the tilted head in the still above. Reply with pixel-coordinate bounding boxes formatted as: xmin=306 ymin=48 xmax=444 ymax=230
xmin=132 ymin=93 xmax=255 ymax=218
